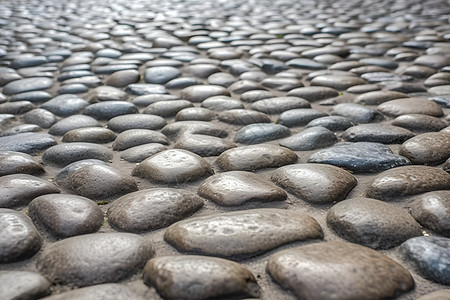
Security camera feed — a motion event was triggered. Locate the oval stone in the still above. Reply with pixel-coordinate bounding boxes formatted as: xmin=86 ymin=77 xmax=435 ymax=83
xmin=286 ymin=86 xmax=339 ymax=101
xmin=2 ymin=77 xmax=53 ymax=95
xmin=279 ymin=127 xmax=338 ymax=151
xmin=112 ymin=129 xmax=169 ymax=151
xmin=108 ymin=188 xmax=203 ymax=232
xmin=48 ymin=115 xmax=101 ymax=136
xmin=354 ymin=91 xmax=408 ymax=105
xmin=306 ymin=116 xmax=356 ymax=131
xmin=107 ymin=114 xmax=166 ymax=132
xmin=0 ymin=209 xmax=42 ymax=263
xmin=39 ymin=284 xmax=145 ymax=300
xmin=267 ymin=241 xmax=414 ymax=300
xmin=311 ymin=75 xmax=366 ymax=90
xmin=29 ymin=194 xmax=103 ymax=238
xmin=0 ymin=133 xmax=57 ymax=154
xmin=164 ymin=208 xmax=323 ymax=258
xmin=216 ymin=144 xmax=297 ymax=171
xmin=271 ymin=163 xmax=357 ymax=204
xmin=37 ymin=233 xmax=154 ymax=287
xmin=143 ymin=256 xmax=260 ymax=300
xmin=62 ymin=127 xmax=117 ymax=143
xmin=120 ymin=144 xmax=167 ymax=163
xmin=327 ymin=197 xmax=422 ymax=249
xmin=83 ymin=101 xmax=138 ymax=120
xmin=399 ymin=132 xmax=450 ymax=165
xmin=234 ymin=123 xmax=290 ymax=144
xmin=342 ymin=124 xmax=415 ymax=144
xmin=174 ymin=134 xmax=236 ymax=157
xmin=365 ymin=166 xmax=450 ymax=200
xmin=251 ymin=97 xmax=311 ymax=114
xmin=0 ymin=271 xmax=50 ymax=300
xmin=378 ymin=98 xmax=444 ymax=117
xmin=42 ymin=143 xmax=113 ymax=166
xmin=0 ymin=151 xmax=45 ymax=176
xmin=198 ymin=171 xmax=287 ymax=206
xmin=132 ymin=149 xmax=214 ymax=184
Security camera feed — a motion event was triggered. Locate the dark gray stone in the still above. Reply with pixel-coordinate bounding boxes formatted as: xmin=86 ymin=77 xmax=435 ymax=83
xmin=306 ymin=115 xmax=357 ymax=131
xmin=279 ymin=127 xmax=337 ymax=150
xmin=143 ymin=100 xmax=194 ymax=117
xmin=174 ymin=134 xmax=236 ymax=157
xmin=48 ymin=115 xmax=101 ymax=136
xmin=0 ymin=132 xmax=56 ymax=155
xmin=107 ymin=114 xmax=166 ymax=132
xmin=0 ymin=151 xmax=44 ymax=176
xmin=120 ymin=144 xmax=167 ymax=163
xmin=392 ymin=114 xmax=449 ymax=132
xmin=112 ymin=129 xmax=169 ymax=151
xmin=0 ymin=101 xmax=35 ymax=114
xmin=83 ymin=101 xmax=138 ymax=120
xmin=410 ymin=191 xmax=450 ymax=237
xmin=277 ymin=108 xmax=328 ymax=127
xmin=62 ymin=127 xmax=117 ymax=143
xmin=3 ymin=77 xmax=53 ymax=95
xmin=42 ymin=143 xmax=113 ymax=166
xmin=342 ymin=124 xmax=415 ymax=144
xmin=23 ymin=109 xmax=57 ymax=129
xmin=331 ymin=103 xmax=383 ymax=123
xmin=399 ymin=132 xmax=450 ymax=165
xmin=0 ymin=271 xmax=50 ymax=300
xmin=251 ymin=97 xmax=310 ymax=114
xmin=41 ymin=95 xmax=88 ymax=117
xmin=234 ymin=123 xmax=290 ymax=144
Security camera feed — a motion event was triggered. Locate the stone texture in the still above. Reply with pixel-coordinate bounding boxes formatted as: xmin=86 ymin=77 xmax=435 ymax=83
xmin=164 ymin=208 xmax=323 ymax=258
xmin=267 ymin=241 xmax=414 ymax=300
xmin=399 ymin=132 xmax=450 ymax=165
xmin=107 ymin=188 xmax=203 ymax=232
xmin=378 ymin=98 xmax=444 ymax=117
xmin=0 ymin=133 xmax=57 ymax=154
xmin=174 ymin=134 xmax=236 ymax=157
xmin=112 ymin=129 xmax=169 ymax=151
xmin=0 ymin=151 xmax=45 ymax=176
xmin=327 ymin=197 xmax=422 ymax=249
xmin=48 ymin=115 xmax=101 ymax=136
xmin=62 ymin=127 xmax=117 ymax=143
xmin=342 ymin=124 xmax=415 ymax=144
xmin=143 ymin=256 xmax=260 ymax=300
xmin=0 ymin=271 xmax=50 ymax=300
xmin=234 ymin=123 xmax=290 ymax=144
xmin=366 ymin=166 xmax=450 ymax=200
xmin=279 ymin=127 xmax=338 ymax=150
xmin=40 ymin=284 xmax=145 ymax=300
xmin=198 ymin=171 xmax=287 ymax=206
xmin=37 ymin=233 xmax=154 ymax=287
xmin=42 ymin=143 xmax=113 ymax=166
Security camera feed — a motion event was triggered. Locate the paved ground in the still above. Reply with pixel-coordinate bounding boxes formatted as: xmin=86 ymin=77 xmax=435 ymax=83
xmin=0 ymin=0 xmax=449 ymax=299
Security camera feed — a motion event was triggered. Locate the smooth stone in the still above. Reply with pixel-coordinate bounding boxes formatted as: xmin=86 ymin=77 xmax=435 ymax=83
xmin=354 ymin=91 xmax=408 ymax=105
xmin=428 ymin=85 xmax=450 ymax=95
xmin=399 ymin=132 xmax=450 ymax=165
xmin=23 ymin=109 xmax=57 ymax=129
xmin=143 ymin=256 xmax=260 ymax=300
xmin=0 ymin=101 xmax=35 ymax=114
xmin=62 ymin=127 xmax=117 ymax=144
xmin=207 ymin=72 xmax=237 ymax=87
xmin=0 ymin=68 xmax=22 ymax=86
xmin=286 ymin=58 xmax=326 ymax=69
xmin=58 ymin=83 xmax=89 ymax=94
xmin=218 ymin=109 xmax=271 ymax=125
xmin=144 ymin=100 xmax=194 ymax=117
xmin=39 ymin=284 xmax=144 ymax=300
xmin=240 ymin=90 xmax=274 ymax=103
xmin=56 ymin=164 xmax=138 ymax=200
xmin=310 ymin=75 xmax=366 ymax=90
xmin=403 ymin=65 xmax=436 ymax=78
xmin=267 ymin=241 xmax=414 ymax=300
xmin=342 ymin=124 xmax=415 ymax=143
xmin=144 ymin=66 xmax=181 ymax=84
xmin=327 ymin=197 xmax=422 ymax=249
xmin=10 ymin=91 xmax=52 ymax=103
xmin=217 ymin=144 xmax=297 ymax=171
xmin=0 ymin=209 xmax=42 ymax=263
xmin=125 ymin=83 xmax=166 ymax=95
xmin=277 ymin=108 xmax=328 ymax=127
xmin=286 ymin=86 xmax=339 ymax=101
xmin=416 ymin=290 xmax=450 ymax=300
xmin=165 ymin=77 xmax=202 ymax=89
xmin=184 ymin=64 xmax=220 ymax=78
xmin=0 ymin=132 xmax=57 ymax=154
xmin=365 ymin=166 xmax=450 ymax=200
xmin=174 ymin=134 xmax=236 ymax=157
xmin=120 ymin=144 xmax=168 ymax=163
xmin=37 ymin=233 xmax=154 ymax=287
xmin=251 ymin=97 xmax=310 ymax=114
xmin=234 ymin=123 xmax=290 ymax=144
xmin=107 ymin=114 xmax=166 ymax=132
xmin=2 ymin=77 xmax=53 ymax=95
xmin=132 ymin=149 xmax=213 ymax=183
xmin=83 ymin=101 xmax=138 ymax=120
xmin=308 ymin=142 xmax=411 ymax=173
xmin=0 ymin=151 xmax=44 ymax=176
xmin=0 ymin=271 xmax=50 ymax=300
xmin=0 ymin=124 xmax=41 ymax=137
xmin=132 ymin=94 xmax=180 ymax=107
xmin=29 ymin=194 xmax=103 ymax=238
xmin=58 ymin=70 xmax=93 ymax=81
xmin=41 ymin=95 xmax=88 ymax=117
xmin=347 ymin=84 xmax=381 ymax=93
xmin=410 ymin=191 xmax=450 ymax=237
xmin=414 ymin=55 xmax=450 ymax=69
xmin=429 ymin=95 xmax=450 ymax=108
xmin=306 ymin=116 xmax=357 ymax=131
xmin=161 ymin=121 xmax=227 ymax=139
xmin=260 ymin=77 xmax=303 ymax=91
xmin=279 ymin=127 xmax=337 ymax=150
xmin=54 ymin=160 xmax=108 ymax=182
xmin=399 ymin=236 xmax=450 ymax=285
xmin=42 ymin=143 xmax=113 ymax=166
xmin=392 ymin=114 xmax=449 ymax=132
xmin=378 ymin=98 xmax=444 ymax=117
xmin=108 ymin=188 xmax=203 ymax=232
xmin=180 ymin=85 xmax=230 ymax=102
xmin=201 ymin=96 xmax=244 ymax=111
xmin=112 ymin=129 xmax=169 ymax=151
xmin=164 ymin=208 xmax=323 ymax=258
xmin=93 ymin=64 xmax=139 ymax=75
xmin=198 ymin=171 xmax=287 ymax=206
xmin=176 ymin=107 xmax=215 ymax=121
xmin=331 ymin=103 xmax=383 ymax=123
xmin=105 ymin=69 xmax=140 ymax=88
xmin=228 ymin=80 xmax=260 ymax=94
xmin=48 ymin=115 xmax=101 ymax=136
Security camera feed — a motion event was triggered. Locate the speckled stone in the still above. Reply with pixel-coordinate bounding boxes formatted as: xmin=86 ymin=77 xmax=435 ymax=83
xmin=48 ymin=115 xmax=101 ymax=136
xmin=164 ymin=208 xmax=323 ymax=258
xmin=277 ymin=108 xmax=328 ymax=127
xmin=327 ymin=197 xmax=422 ymax=249
xmin=331 ymin=103 xmax=383 ymax=123
xmin=378 ymin=98 xmax=444 ymax=117
xmin=0 ymin=151 xmax=44 ymax=176
xmin=342 ymin=124 xmax=415 ymax=144
xmin=37 ymin=233 xmax=154 ymax=287
xmin=0 ymin=133 xmax=57 ymax=154
xmin=42 ymin=143 xmax=113 ymax=166
xmin=234 ymin=123 xmax=290 ymax=144
xmin=251 ymin=97 xmax=310 ymax=114
xmin=306 ymin=116 xmax=356 ymax=131
xmin=120 ymin=144 xmax=167 ymax=163
xmin=354 ymin=91 xmax=408 ymax=105
xmin=218 ymin=109 xmax=271 ymax=125
xmin=279 ymin=127 xmax=337 ymax=151
xmin=83 ymin=101 xmax=139 ymax=120
xmin=108 ymin=188 xmax=203 ymax=232
xmin=174 ymin=134 xmax=236 ymax=157
xmin=399 ymin=132 xmax=450 ymax=165
xmin=267 ymin=241 xmax=414 ymax=300
xmin=392 ymin=114 xmax=449 ymax=132
xmin=39 ymin=284 xmax=145 ymax=300
xmin=143 ymin=256 xmax=260 ymax=300
xmin=143 ymin=100 xmax=194 ymax=117
xmin=107 ymin=114 xmax=167 ymax=132
xmin=62 ymin=127 xmax=117 ymax=143
xmin=112 ymin=129 xmax=169 ymax=151
xmin=366 ymin=166 xmax=450 ymax=200
xmin=0 ymin=271 xmax=50 ymax=300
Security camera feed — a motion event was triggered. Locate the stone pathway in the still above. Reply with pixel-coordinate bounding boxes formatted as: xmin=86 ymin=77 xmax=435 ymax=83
xmin=0 ymin=0 xmax=449 ymax=299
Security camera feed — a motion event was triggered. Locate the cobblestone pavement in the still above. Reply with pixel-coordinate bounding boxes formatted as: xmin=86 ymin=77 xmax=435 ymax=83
xmin=0 ymin=0 xmax=450 ymax=299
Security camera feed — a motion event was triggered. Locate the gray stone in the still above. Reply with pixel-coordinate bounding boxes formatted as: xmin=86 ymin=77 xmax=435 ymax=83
xmin=40 ymin=284 xmax=145 ymax=300
xmin=0 ymin=101 xmax=35 ymax=114
xmin=42 ymin=143 xmax=113 ymax=166
xmin=198 ymin=171 xmax=287 ymax=206
xmin=234 ymin=123 xmax=290 ymax=144
xmin=399 ymin=236 xmax=450 ymax=285
xmin=180 ymin=85 xmax=230 ymax=102
xmin=29 ymin=194 xmax=103 ymax=238
xmin=161 ymin=121 xmax=227 ymax=139
xmin=107 ymin=114 xmax=166 ymax=132
xmin=54 ymin=159 xmax=108 ymax=182
xmin=86 ymin=86 xmax=127 ymax=102
xmin=309 ymin=142 xmax=410 ymax=173
xmin=23 ymin=109 xmax=57 ymax=129
xmin=0 ymin=151 xmax=45 ymax=176
xmin=112 ymin=129 xmax=169 ymax=151
xmin=261 ymin=77 xmax=303 ymax=91
xmin=174 ymin=134 xmax=236 ymax=157
xmin=2 ymin=77 xmax=53 ymax=95
xmin=37 ymin=233 xmax=154 ymax=287
xmin=331 ymin=103 xmax=383 ymax=123
xmin=410 ymin=191 xmax=450 ymax=237
xmin=251 ymin=97 xmax=310 ymax=115
xmin=392 ymin=114 xmax=449 ymax=132
xmin=278 ymin=108 xmax=328 ymax=127
xmin=0 ymin=124 xmax=41 ymax=137
xmin=108 ymin=188 xmax=203 ymax=232
xmin=327 ymin=197 xmax=422 ymax=249
xmin=286 ymin=86 xmax=339 ymax=102
xmin=120 ymin=144 xmax=167 ymax=163
xmin=175 ymin=107 xmax=215 ymax=121
xmin=143 ymin=100 xmax=194 ymax=117
xmin=311 ymin=75 xmax=366 ymax=90
xmin=378 ymin=98 xmax=444 ymax=117
xmin=218 ymin=109 xmax=271 ymax=125
xmin=62 ymin=127 xmax=117 ymax=143
xmin=267 ymin=241 xmax=414 ymax=300
xmin=342 ymin=124 xmax=415 ymax=144
xmin=366 ymin=166 xmax=450 ymax=200
xmin=132 ymin=149 xmax=213 ymax=183
xmin=143 ymin=256 xmax=260 ymax=300
xmin=144 ymin=66 xmax=181 ymax=84
xmin=48 ymin=115 xmax=101 ymax=136
xmin=201 ymin=96 xmax=244 ymax=111
xmin=125 ymin=83 xmax=166 ymax=95
xmin=105 ymin=69 xmax=140 ymax=88
xmin=41 ymin=95 xmax=88 ymax=117
xmin=0 ymin=271 xmax=50 ymax=300
xmin=306 ymin=116 xmax=356 ymax=131
xmin=240 ymin=90 xmax=274 ymax=103
xmin=10 ymin=91 xmax=52 ymax=103
xmin=83 ymin=101 xmax=138 ymax=120
xmin=217 ymin=144 xmax=297 ymax=171
xmin=164 ymin=208 xmax=323 ymax=258
xmin=354 ymin=91 xmax=408 ymax=105
xmin=0 ymin=209 xmax=42 ymax=263
xmin=399 ymin=132 xmax=450 ymax=165
xmin=279 ymin=127 xmax=338 ymax=150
